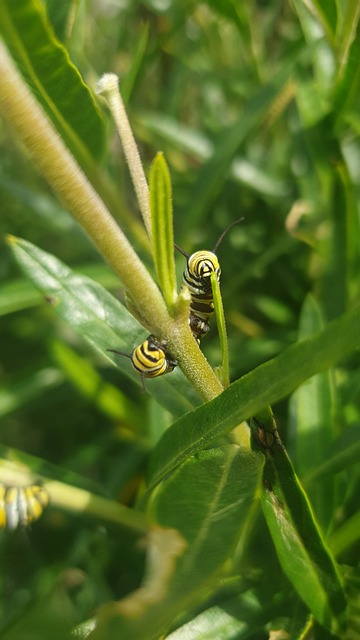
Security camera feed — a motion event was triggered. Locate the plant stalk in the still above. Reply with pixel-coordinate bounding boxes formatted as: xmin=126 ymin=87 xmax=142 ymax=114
xmin=0 ymin=42 xmax=223 ymax=401
xmin=97 ymin=73 xmax=152 ymax=241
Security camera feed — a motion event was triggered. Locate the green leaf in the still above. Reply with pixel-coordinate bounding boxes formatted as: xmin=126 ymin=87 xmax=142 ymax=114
xmin=310 ymin=0 xmax=338 ymax=40
xmin=0 ymin=265 xmax=122 ymax=316
xmin=46 ymin=0 xmax=73 ymax=42
xmin=7 ymin=236 xmax=201 ymax=417
xmin=334 ymin=2 xmax=360 ymax=113
xmin=147 ymin=303 xmax=360 ymax=488
xmin=250 ymin=410 xmax=346 ymax=633
xmin=304 ymin=425 xmax=360 ymax=483
xmin=136 ymin=111 xmax=290 ymax=199
xmin=291 ymin=1 xmax=335 ymax=95
xmin=92 ymin=446 xmax=264 ymax=639
xmin=51 ymin=339 xmax=145 ymax=428
xmin=165 ymin=587 xmax=281 ymax=640
xmin=289 ymin=295 xmax=336 ymax=528
xmin=0 ymin=0 xmax=105 ymax=164
xmin=181 ymin=51 xmax=304 ymax=228
xmin=165 ymin=599 xmax=261 ymax=640
xmin=295 ymin=76 xmax=330 ymax=127
xmin=120 ymin=23 xmax=149 ymax=104
xmin=149 ymin=152 xmax=177 ymax=310
xmin=148 ymin=446 xmax=262 ymax=587
xmin=329 ymin=509 xmax=360 ymax=557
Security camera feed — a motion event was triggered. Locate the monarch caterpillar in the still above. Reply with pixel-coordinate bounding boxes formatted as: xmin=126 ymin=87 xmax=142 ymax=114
xmin=182 ymin=250 xmax=220 ymax=339
xmin=108 ymin=335 xmax=177 ymax=384
xmin=0 ymin=484 xmax=49 ymax=529
xmin=176 ymin=218 xmax=244 ymax=340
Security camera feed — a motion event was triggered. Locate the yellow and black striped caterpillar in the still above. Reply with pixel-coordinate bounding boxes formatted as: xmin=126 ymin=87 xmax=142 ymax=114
xmin=177 ymin=218 xmax=243 ymax=341
xmin=108 ymin=220 xmax=242 ymax=380
xmin=108 ymin=335 xmax=177 ymax=383
xmin=181 ymin=250 xmax=221 ymax=340
xmin=0 ymin=484 xmax=49 ymax=529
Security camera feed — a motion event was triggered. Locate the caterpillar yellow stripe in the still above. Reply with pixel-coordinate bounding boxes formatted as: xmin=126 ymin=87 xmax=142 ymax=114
xmin=0 ymin=484 xmax=49 ymax=529
xmin=182 ymin=250 xmax=220 ymax=339
xmin=178 ymin=218 xmax=243 ymax=341
xmin=108 ymin=335 xmax=177 ymax=384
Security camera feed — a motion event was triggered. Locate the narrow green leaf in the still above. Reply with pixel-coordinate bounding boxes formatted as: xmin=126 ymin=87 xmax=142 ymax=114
xmin=291 ymin=1 xmax=335 ymax=94
xmin=51 ymin=339 xmax=145 ymax=428
xmin=304 ymin=425 xmax=360 ymax=482
xmin=329 ymin=510 xmax=360 ymax=557
xmin=0 ymin=0 xmax=105 ymax=164
xmin=120 ymin=23 xmax=149 ymax=104
xmin=250 ymin=411 xmax=346 ymax=633
xmin=147 ymin=304 xmax=360 ymax=488
xmin=211 ymin=270 xmax=229 ymax=388
xmin=310 ymin=0 xmax=338 ymax=40
xmin=7 ymin=236 xmax=200 ymax=417
xmin=182 ymin=50 xmax=305 ymax=228
xmin=149 ymin=152 xmax=177 ymax=310
xmin=92 ymin=446 xmax=263 ymax=640
xmin=289 ymin=295 xmax=336 ymax=528
xmin=334 ymin=3 xmax=360 ymax=112
xmin=136 ymin=112 xmax=290 ymax=199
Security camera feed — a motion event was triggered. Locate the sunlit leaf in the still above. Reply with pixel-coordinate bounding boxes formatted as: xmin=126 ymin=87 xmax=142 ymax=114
xmin=250 ymin=410 xmax=346 ymax=634
xmin=8 ymin=236 xmax=201 ymax=417
xmin=147 ymin=304 xmax=360 ymax=488
xmin=91 ymin=446 xmax=263 ymax=639
xmin=0 ymin=0 xmax=105 ymax=165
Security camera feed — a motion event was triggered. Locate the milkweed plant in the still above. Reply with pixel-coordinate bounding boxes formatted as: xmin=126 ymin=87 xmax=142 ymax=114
xmin=0 ymin=3 xmax=359 ymax=639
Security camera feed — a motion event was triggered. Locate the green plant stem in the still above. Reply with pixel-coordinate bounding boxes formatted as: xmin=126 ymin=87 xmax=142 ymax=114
xmin=0 ymin=43 xmax=160 ymax=320
xmin=97 ymin=73 xmax=152 ymax=240
xmin=0 ymin=459 xmax=149 ymax=533
xmin=0 ymin=42 xmax=223 ymax=401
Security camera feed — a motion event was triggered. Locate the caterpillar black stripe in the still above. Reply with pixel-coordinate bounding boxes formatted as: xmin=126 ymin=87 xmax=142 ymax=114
xmin=177 ymin=218 xmax=243 ymax=340
xmin=0 ymin=484 xmax=49 ymax=529
xmin=183 ymin=250 xmax=220 ymax=339
xmin=108 ymin=335 xmax=177 ymax=384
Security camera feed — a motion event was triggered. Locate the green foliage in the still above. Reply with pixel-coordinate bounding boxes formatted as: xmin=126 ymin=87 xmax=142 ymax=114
xmin=0 ymin=0 xmax=105 ymax=165
xmin=0 ymin=1 xmax=360 ymax=639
